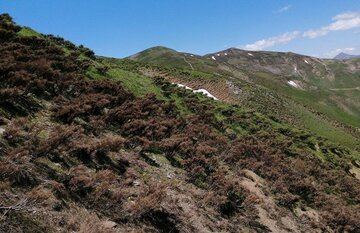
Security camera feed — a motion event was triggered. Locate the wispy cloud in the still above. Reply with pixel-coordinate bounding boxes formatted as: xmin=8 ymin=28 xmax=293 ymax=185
xmin=240 ymin=11 xmax=360 ymax=51
xmin=276 ymin=5 xmax=291 ymax=14
xmin=240 ymin=31 xmax=300 ymax=51
xmin=303 ymin=11 xmax=360 ymax=38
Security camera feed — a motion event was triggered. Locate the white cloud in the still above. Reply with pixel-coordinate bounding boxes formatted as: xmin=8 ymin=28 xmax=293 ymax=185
xmin=336 ymin=47 xmax=356 ymax=52
xmin=241 ymin=31 xmax=300 ymax=51
xmin=276 ymin=5 xmax=291 ymax=13
xmin=239 ymin=11 xmax=359 ymax=51
xmin=333 ymin=12 xmax=359 ymax=20
xmin=303 ymin=11 xmax=360 ymax=38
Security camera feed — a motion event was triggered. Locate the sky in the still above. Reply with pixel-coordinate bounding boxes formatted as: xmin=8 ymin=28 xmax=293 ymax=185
xmin=1 ymin=0 xmax=360 ymax=58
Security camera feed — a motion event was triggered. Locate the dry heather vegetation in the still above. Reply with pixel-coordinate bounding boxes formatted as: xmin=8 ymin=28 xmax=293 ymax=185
xmin=0 ymin=14 xmax=360 ymax=232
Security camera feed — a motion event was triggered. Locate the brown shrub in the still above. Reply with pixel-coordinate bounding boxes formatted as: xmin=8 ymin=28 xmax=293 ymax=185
xmin=130 ymin=184 xmax=167 ymax=217
xmin=68 ymin=165 xmax=94 ymax=196
xmin=0 ymin=149 xmax=37 ymax=187
xmin=26 ymin=186 xmax=56 ymax=206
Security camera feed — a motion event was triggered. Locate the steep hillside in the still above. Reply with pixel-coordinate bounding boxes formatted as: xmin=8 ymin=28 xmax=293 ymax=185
xmin=1 ymin=14 xmax=360 ymax=233
xmin=207 ymin=48 xmax=360 ymax=129
xmin=130 ymin=47 xmax=360 ymax=149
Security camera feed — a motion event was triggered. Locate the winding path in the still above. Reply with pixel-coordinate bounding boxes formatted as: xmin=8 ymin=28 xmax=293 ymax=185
xmin=183 ymin=57 xmax=194 ymax=70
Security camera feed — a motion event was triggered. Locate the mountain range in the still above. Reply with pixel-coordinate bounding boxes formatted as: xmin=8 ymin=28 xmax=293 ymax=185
xmin=1 ymin=14 xmax=360 ymax=232
xmin=334 ymin=52 xmax=360 ymax=60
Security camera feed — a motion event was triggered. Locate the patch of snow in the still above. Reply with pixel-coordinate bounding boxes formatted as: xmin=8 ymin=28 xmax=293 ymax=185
xmin=211 ymin=56 xmax=216 ymax=60
xmin=173 ymin=83 xmax=218 ymax=100
xmin=224 ymin=53 xmax=228 ymax=56
xmin=194 ymin=89 xmax=218 ymax=100
xmin=304 ymin=59 xmax=309 ymax=64
xmin=216 ymin=53 xmax=221 ymax=56
xmin=294 ymin=66 xmax=297 ymax=71
xmin=184 ymin=53 xmax=195 ymax=57
xmin=287 ymin=80 xmax=299 ymax=88
xmin=0 ymin=127 xmax=4 ymax=135
xmin=174 ymin=83 xmax=192 ymax=90
xmin=248 ymin=53 xmax=254 ymax=56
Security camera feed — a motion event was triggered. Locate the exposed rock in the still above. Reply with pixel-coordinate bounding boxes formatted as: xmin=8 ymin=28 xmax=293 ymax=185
xmin=350 ymin=167 xmax=360 ymax=180
xmin=241 ymin=170 xmax=303 ymax=233
xmin=102 ymin=220 xmax=117 ymax=229
xmin=133 ymin=180 xmax=141 ymax=186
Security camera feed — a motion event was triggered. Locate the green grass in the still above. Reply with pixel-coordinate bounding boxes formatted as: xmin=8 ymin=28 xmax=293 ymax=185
xmin=169 ymin=93 xmax=192 ymax=114
xmin=289 ymin=101 xmax=360 ymax=150
xmin=17 ymin=27 xmax=42 ymax=38
xmin=108 ymin=68 xmax=163 ymax=97
xmin=283 ymin=88 xmax=360 ymax=128
xmin=86 ymin=66 xmax=106 ymax=80
xmin=105 ymin=68 xmax=164 ymax=98
xmin=130 ymin=46 xmax=223 ymax=75
xmin=250 ymin=71 xmax=360 ymax=128
xmin=227 ymin=71 xmax=360 ymax=149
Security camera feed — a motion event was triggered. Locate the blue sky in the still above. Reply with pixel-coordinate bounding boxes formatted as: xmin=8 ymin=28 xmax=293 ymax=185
xmin=1 ymin=0 xmax=360 ymax=58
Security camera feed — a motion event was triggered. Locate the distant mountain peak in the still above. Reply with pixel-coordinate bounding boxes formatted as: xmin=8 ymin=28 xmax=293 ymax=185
xmin=334 ymin=52 xmax=360 ymax=60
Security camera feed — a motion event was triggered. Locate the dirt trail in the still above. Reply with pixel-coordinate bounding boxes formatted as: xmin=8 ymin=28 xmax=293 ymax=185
xmin=183 ymin=57 xmax=194 ymax=70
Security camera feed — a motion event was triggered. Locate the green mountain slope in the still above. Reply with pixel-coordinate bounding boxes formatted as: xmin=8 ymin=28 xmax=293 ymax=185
xmin=207 ymin=48 xmax=360 ymax=128
xmin=1 ymin=14 xmax=360 ymax=232
xmin=130 ymin=46 xmax=360 ymax=150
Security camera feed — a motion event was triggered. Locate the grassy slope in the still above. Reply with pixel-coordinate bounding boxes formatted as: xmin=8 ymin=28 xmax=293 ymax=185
xmin=207 ymin=49 xmax=360 ymax=129
xmin=2 ymin=17 xmax=360 ymax=232
xmin=89 ymin=57 xmax=359 ymax=151
xmin=17 ymin=27 xmax=43 ymax=38
xmin=129 ymin=46 xmax=224 ymax=76
xmin=86 ymin=57 xmax=360 ymax=161
xmin=129 ymin=47 xmax=360 ymax=150
xmin=250 ymin=71 xmax=360 ymax=128
xmin=222 ymin=53 xmax=360 ymax=129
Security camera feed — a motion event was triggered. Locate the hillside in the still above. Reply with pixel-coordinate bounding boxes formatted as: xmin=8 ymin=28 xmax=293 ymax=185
xmin=130 ymin=46 xmax=360 ymax=150
xmin=1 ymin=14 xmax=360 ymax=233
xmin=207 ymin=48 xmax=360 ymax=128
